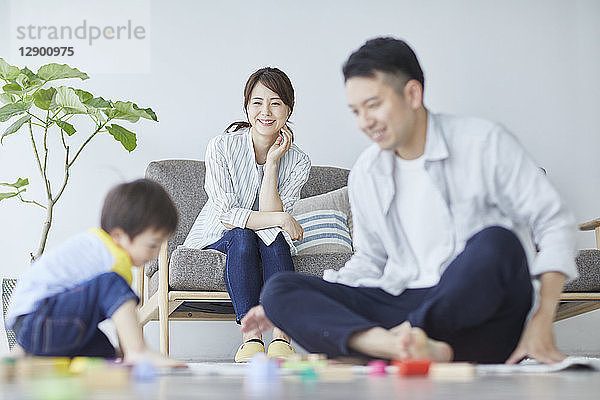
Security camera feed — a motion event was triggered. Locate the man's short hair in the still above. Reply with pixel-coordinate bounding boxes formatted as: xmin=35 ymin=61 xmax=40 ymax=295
xmin=101 ymin=178 xmax=178 ymax=239
xmin=342 ymin=37 xmax=425 ymax=92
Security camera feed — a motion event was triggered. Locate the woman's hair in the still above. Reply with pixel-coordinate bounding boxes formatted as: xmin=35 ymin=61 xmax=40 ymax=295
xmin=225 ymin=67 xmax=295 ymax=135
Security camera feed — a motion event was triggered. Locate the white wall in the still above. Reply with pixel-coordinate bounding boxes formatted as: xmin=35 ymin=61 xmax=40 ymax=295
xmin=1 ymin=0 xmax=599 ymax=359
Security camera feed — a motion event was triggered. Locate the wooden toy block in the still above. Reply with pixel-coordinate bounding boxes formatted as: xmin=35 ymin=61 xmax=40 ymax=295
xmin=367 ymin=360 xmax=388 ymax=376
xmin=317 ymin=366 xmax=355 ymax=382
xmin=281 ymin=359 xmax=328 ymax=370
xmin=68 ymin=357 xmax=107 ymax=375
xmin=15 ymin=357 xmax=71 ymax=378
xmin=429 ymin=362 xmax=476 ymax=381
xmin=0 ymin=358 xmax=16 ymax=382
xmin=286 ymin=353 xmax=327 ymax=362
xmin=306 ymin=354 xmax=327 ymax=362
xmin=391 ymin=359 xmax=432 ymax=376
xmin=81 ymin=366 xmax=130 ymax=389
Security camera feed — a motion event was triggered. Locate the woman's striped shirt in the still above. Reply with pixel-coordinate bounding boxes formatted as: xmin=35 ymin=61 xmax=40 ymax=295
xmin=182 ymin=129 xmax=311 ymax=254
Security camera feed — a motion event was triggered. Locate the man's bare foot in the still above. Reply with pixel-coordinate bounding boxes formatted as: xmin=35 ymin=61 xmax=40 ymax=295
xmin=124 ymin=348 xmax=186 ymax=368
xmin=391 ymin=322 xmax=453 ymax=362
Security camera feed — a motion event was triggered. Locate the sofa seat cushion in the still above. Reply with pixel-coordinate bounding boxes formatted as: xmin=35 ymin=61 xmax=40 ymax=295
xmin=148 ymin=248 xmax=352 ymax=296
xmin=564 ymin=249 xmax=600 ymax=292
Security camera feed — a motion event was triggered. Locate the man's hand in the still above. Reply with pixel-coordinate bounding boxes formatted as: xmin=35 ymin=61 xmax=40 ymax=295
xmin=506 ymin=311 xmax=565 ymax=364
xmin=241 ymin=305 xmax=274 ymax=337
xmin=506 ymin=271 xmax=567 ymax=365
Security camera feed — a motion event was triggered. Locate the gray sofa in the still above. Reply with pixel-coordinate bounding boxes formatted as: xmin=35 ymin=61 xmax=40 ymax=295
xmin=138 ymin=159 xmax=600 ymax=355
xmin=138 ymin=160 xmax=353 ymax=354
xmin=144 ymin=160 xmax=352 ymax=295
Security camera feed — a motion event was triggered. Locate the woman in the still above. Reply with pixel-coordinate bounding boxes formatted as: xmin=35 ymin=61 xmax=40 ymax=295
xmin=183 ymin=67 xmax=311 ymax=362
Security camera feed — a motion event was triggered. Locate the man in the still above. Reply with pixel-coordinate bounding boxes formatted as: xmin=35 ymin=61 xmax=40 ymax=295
xmin=242 ymin=37 xmax=576 ymax=364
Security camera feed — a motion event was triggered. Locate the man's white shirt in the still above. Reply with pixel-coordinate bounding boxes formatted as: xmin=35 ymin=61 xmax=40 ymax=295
xmin=323 ymin=112 xmax=577 ymax=295
xmin=393 ymin=155 xmax=453 ymax=288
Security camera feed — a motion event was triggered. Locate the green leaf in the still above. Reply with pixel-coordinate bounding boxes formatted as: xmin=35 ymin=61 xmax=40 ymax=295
xmin=0 ymin=178 xmax=29 ymax=201
xmin=0 ymin=102 xmax=30 ymax=122
xmin=20 ymin=67 xmax=41 ymax=81
xmin=19 ymin=67 xmax=43 ymax=88
xmin=74 ymin=89 xmax=93 ymax=103
xmin=55 ymin=120 xmax=76 ymax=136
xmin=135 ymin=105 xmax=158 ymax=122
xmin=104 ymin=108 xmax=139 ymax=122
xmin=0 ymin=58 xmax=20 ymax=81
xmin=106 ymin=124 xmax=137 ymax=152
xmin=33 ymin=88 xmax=57 ymax=110
xmin=0 ymin=177 xmax=29 ymax=189
xmin=37 ymin=63 xmax=89 ymax=82
xmin=53 ymin=86 xmax=87 ymax=113
xmin=0 ymin=93 xmax=15 ymax=104
xmin=15 ymin=69 xmax=43 ymax=90
xmin=85 ymin=97 xmax=111 ymax=108
xmin=0 ymin=192 xmax=19 ymax=201
xmin=3 ymin=83 xmax=24 ymax=95
xmin=113 ymin=101 xmax=158 ymax=121
xmin=1 ymin=115 xmax=31 ymax=143
xmin=86 ymin=107 xmax=106 ymax=123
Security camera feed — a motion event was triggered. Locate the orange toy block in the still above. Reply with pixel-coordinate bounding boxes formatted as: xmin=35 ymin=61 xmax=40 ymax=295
xmin=391 ymin=359 xmax=432 ymax=376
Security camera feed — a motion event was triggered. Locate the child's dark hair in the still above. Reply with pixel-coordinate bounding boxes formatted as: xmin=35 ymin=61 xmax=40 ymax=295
xmin=343 ymin=37 xmax=425 ymax=93
xmin=101 ymin=179 xmax=178 ymax=238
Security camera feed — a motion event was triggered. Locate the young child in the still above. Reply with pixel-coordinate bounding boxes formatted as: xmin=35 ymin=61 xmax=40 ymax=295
xmin=6 ymin=179 xmax=180 ymax=366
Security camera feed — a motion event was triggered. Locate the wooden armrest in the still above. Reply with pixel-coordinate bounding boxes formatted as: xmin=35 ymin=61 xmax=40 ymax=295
xmin=579 ymin=218 xmax=600 ymax=231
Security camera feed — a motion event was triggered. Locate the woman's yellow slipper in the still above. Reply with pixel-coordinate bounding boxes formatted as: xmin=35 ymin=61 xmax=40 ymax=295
xmin=267 ymin=339 xmax=296 ymax=359
xmin=235 ymin=339 xmax=265 ymax=363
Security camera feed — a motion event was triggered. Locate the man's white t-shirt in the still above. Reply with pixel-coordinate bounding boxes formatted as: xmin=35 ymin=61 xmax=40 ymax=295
xmin=394 ymin=155 xmax=454 ymax=288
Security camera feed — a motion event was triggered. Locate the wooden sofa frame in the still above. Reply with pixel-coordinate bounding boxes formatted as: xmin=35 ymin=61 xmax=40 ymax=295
xmin=137 ymin=219 xmax=600 ymax=355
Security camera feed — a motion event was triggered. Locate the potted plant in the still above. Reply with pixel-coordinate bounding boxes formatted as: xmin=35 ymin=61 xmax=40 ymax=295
xmin=0 ymin=57 xmax=158 ymax=347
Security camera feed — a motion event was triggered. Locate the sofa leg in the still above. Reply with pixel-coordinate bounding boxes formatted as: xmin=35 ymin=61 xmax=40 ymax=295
xmin=158 ymin=239 xmax=170 ymax=356
xmin=159 ymin=300 xmax=170 ymax=355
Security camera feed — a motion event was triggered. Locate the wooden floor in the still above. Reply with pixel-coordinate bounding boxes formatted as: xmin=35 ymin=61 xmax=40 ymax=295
xmin=2 ymin=362 xmax=600 ymax=399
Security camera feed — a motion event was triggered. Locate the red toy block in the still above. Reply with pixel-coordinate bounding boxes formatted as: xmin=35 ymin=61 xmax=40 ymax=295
xmin=391 ymin=359 xmax=432 ymax=376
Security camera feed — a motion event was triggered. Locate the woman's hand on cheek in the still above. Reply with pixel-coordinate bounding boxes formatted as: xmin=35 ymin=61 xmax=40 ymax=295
xmin=266 ymin=128 xmax=292 ymax=164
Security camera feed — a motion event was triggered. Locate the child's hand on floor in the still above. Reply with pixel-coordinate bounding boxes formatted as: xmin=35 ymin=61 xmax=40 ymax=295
xmin=124 ymin=348 xmax=187 ymax=368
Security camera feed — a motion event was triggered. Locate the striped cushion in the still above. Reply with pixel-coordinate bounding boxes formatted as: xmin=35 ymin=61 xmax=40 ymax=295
xmin=293 ymin=209 xmax=352 ymax=255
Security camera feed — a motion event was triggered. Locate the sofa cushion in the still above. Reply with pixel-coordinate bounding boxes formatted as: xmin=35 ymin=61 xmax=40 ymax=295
xmin=564 ymin=249 xmax=600 ymax=292
xmin=169 ymin=248 xmax=227 ymax=291
xmin=148 ymin=249 xmax=352 ymax=296
xmin=292 ymin=186 xmax=353 ymax=238
xmin=293 ymin=209 xmax=352 ymax=255
xmin=144 ymin=161 xmax=350 ymax=278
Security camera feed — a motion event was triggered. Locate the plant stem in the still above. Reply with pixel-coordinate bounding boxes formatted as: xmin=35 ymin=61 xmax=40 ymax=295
xmin=34 ymin=198 xmax=53 ymax=260
xmin=26 ymin=112 xmax=46 ymax=126
xmin=53 ymin=146 xmax=70 ymax=204
xmin=42 ymin=109 xmax=49 ymax=174
xmin=28 ymin=120 xmax=54 ymax=260
xmin=60 ymin=130 xmax=68 ymax=151
xmin=28 ymin=120 xmax=45 ymax=192
xmin=67 ymin=120 xmax=109 ymax=169
xmin=17 ymin=192 xmax=46 ymax=209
